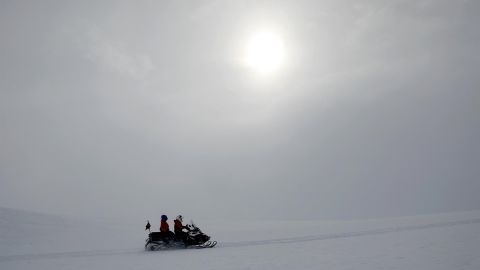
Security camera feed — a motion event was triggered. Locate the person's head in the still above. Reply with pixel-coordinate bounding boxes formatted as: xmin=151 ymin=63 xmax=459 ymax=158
xmin=161 ymin=215 xmax=168 ymax=221
xmin=176 ymin=215 xmax=183 ymax=222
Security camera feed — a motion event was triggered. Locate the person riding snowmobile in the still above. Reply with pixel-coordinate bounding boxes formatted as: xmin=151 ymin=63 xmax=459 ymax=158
xmin=160 ymin=215 xmax=173 ymax=242
xmin=174 ymin=215 xmax=188 ymax=242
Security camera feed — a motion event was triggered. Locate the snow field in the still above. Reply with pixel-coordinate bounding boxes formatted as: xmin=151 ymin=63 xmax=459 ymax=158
xmin=1 ymin=208 xmax=479 ymax=270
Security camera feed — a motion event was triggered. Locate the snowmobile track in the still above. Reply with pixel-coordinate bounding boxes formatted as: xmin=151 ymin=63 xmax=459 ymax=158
xmin=1 ymin=218 xmax=479 ymax=262
xmin=219 ymin=218 xmax=480 ymax=248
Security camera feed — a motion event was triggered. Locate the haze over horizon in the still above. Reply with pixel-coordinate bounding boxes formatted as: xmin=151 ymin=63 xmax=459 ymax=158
xmin=1 ymin=0 xmax=479 ymax=221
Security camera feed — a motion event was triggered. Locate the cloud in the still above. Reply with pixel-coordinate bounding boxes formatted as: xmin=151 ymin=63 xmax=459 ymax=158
xmin=0 ymin=0 xmax=478 ymax=220
xmin=84 ymin=30 xmax=155 ymax=81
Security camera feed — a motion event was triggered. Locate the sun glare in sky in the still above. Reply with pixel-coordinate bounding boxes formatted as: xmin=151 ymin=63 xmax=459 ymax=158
xmin=245 ymin=31 xmax=285 ymax=74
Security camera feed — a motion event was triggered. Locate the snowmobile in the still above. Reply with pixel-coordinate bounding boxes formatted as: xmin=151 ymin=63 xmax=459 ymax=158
xmin=145 ymin=222 xmax=217 ymax=251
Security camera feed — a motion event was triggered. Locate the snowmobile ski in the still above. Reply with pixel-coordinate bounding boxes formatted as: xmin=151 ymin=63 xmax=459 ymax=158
xmin=190 ymin=240 xmax=217 ymax=249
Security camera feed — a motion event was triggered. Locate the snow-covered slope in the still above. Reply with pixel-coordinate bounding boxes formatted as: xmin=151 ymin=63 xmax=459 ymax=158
xmin=0 ymin=207 xmax=141 ymax=256
xmin=1 ymin=207 xmax=479 ymax=270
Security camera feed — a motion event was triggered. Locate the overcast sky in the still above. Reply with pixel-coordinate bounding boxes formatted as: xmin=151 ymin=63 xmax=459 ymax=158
xmin=1 ymin=0 xmax=479 ymax=221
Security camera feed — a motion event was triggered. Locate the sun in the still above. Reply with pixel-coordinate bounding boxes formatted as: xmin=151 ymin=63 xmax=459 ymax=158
xmin=245 ymin=31 xmax=285 ymax=74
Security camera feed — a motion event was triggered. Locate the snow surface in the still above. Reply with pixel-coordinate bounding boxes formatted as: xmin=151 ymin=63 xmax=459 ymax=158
xmin=1 ymin=207 xmax=480 ymax=270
